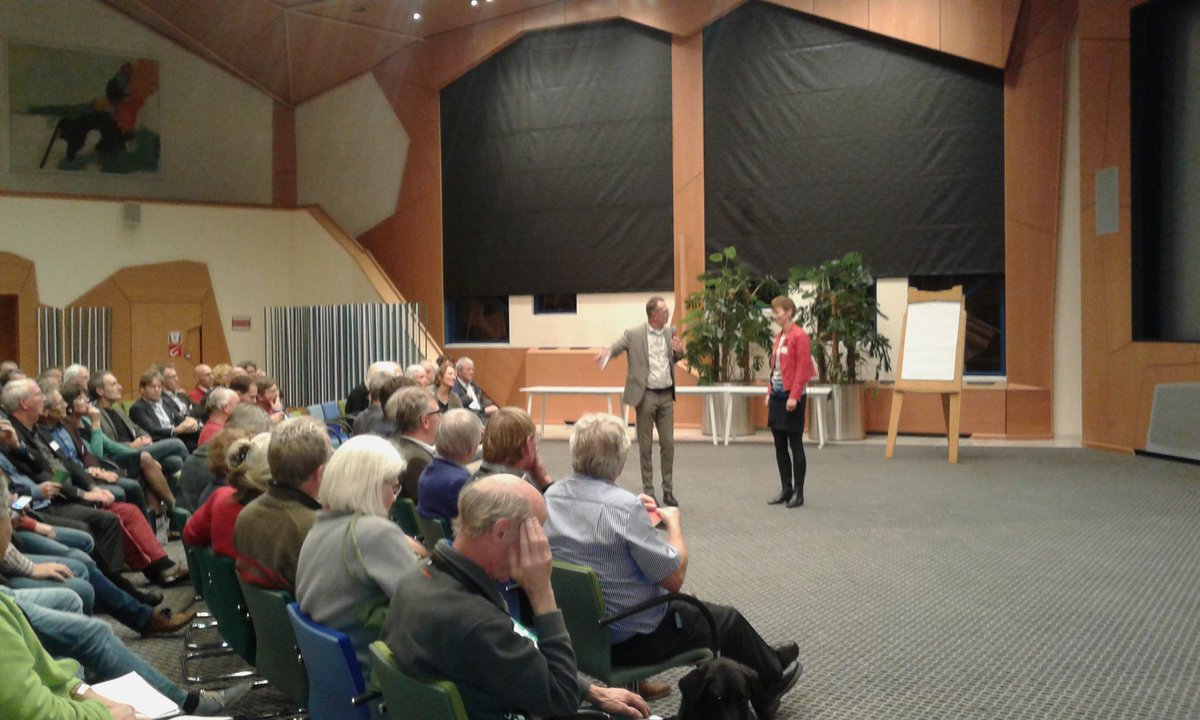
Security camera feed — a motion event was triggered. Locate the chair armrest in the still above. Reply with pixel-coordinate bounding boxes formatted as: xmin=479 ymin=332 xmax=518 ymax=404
xmin=597 ymin=592 xmax=721 ymax=655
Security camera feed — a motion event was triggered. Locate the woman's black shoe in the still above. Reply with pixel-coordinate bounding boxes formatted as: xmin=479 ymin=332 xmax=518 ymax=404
xmin=767 ymin=489 xmax=793 ymax=505
xmin=786 ymin=494 xmax=805 ymax=508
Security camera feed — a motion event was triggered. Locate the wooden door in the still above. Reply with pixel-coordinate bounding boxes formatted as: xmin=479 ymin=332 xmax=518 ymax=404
xmin=129 ymin=302 xmax=202 ymax=394
xmin=0 ymin=295 xmax=18 ymax=362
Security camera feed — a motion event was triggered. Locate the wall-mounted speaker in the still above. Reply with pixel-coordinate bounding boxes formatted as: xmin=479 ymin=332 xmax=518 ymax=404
xmin=123 ymin=202 xmax=141 ymax=226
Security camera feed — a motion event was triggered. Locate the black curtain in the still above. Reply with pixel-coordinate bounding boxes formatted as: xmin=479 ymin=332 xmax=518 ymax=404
xmin=703 ymin=2 xmax=1005 ymax=278
xmin=441 ymin=21 xmax=673 ymax=299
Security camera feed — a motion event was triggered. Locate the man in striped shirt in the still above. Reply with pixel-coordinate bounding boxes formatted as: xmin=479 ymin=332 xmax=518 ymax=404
xmin=544 ymin=413 xmax=802 ymax=712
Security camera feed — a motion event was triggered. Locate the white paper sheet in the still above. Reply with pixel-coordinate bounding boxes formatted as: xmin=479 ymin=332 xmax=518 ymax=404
xmin=91 ymin=672 xmax=179 ymax=719
xmin=899 ymin=301 xmax=961 ymax=382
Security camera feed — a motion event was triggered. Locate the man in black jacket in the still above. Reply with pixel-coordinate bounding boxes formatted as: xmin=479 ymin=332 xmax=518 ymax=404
xmin=128 ymin=369 xmax=200 ymax=451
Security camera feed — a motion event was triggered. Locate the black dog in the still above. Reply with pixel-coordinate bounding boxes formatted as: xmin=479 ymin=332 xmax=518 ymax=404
xmin=675 ymin=658 xmax=774 ymax=720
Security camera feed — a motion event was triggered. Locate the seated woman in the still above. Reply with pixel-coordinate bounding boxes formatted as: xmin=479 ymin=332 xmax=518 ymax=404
xmin=416 ymin=409 xmax=482 ymax=523
xmin=255 ymin=377 xmax=287 ymax=424
xmin=183 ymin=432 xmax=271 ymax=559
xmin=295 ymin=435 xmax=422 ymax=666
xmin=433 ymin=363 xmax=464 ymax=414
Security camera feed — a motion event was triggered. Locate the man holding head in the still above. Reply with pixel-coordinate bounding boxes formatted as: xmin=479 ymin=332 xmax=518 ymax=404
xmin=384 ymin=474 xmax=650 ymax=720
xmin=596 ymin=296 xmax=685 ymax=506
xmin=544 ymin=413 xmax=802 ymax=714
xmin=234 ymin=415 xmax=331 ymax=592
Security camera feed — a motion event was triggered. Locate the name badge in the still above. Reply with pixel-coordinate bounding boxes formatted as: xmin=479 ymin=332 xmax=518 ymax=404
xmin=49 ymin=440 xmax=61 ymax=452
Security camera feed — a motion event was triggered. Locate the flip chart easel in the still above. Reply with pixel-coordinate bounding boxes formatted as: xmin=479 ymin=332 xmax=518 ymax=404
xmin=885 ymin=287 xmax=967 ymax=463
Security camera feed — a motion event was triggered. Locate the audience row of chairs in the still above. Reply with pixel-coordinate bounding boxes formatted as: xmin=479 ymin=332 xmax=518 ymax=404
xmin=173 ymin=513 xmax=717 ymax=719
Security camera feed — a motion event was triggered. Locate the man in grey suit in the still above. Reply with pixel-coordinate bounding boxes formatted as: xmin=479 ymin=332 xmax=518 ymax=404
xmin=597 ymin=296 xmax=685 ymax=506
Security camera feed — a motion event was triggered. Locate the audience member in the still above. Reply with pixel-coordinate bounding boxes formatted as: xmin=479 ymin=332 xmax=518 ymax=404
xmin=37 ymin=367 xmax=64 ymax=386
xmin=384 ymin=474 xmax=650 ymax=720
xmin=178 ymin=405 xmax=270 ymax=511
xmin=351 ymin=369 xmax=397 ymax=437
xmin=88 ymin=372 xmax=190 ymax=476
xmin=234 ymin=416 xmax=330 ymax=592
xmin=544 ymin=413 xmax=802 ymax=713
xmin=188 ymin=364 xmax=214 ymax=406
xmin=63 ymin=364 xmax=91 ymax=389
xmin=228 ymin=374 xmax=258 ymax=408
xmin=184 ymin=433 xmax=270 ymax=560
xmin=452 ymin=357 xmax=498 ymax=422
xmin=197 ymin=387 xmax=239 ymax=447
xmin=1 ymin=361 xmax=27 ymax=385
xmin=416 ymin=409 xmax=482 ymax=522
xmin=345 ymin=361 xmax=400 ymax=417
xmin=157 ymin=363 xmax=196 ymax=418
xmin=211 ymin=363 xmax=234 ymax=388
xmin=475 ymin=407 xmax=552 ymax=490
xmin=405 ymin=363 xmax=428 ymax=387
xmin=255 ymin=376 xmax=286 ymax=424
xmin=386 ymin=387 xmax=440 ymax=502
xmin=129 ymin=370 xmax=201 ymax=451
xmin=433 ymin=362 xmax=463 ymax=413
xmin=296 ymin=435 xmax=421 ymax=666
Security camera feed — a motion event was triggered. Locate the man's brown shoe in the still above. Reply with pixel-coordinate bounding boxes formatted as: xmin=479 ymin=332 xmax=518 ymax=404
xmin=635 ymin=680 xmax=671 ymax=701
xmin=142 ymin=608 xmax=196 ymax=637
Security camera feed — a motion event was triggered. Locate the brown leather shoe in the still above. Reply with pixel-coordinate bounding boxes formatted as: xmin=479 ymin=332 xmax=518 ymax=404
xmin=142 ymin=608 xmax=197 ymax=637
xmin=152 ymin=564 xmax=190 ymax=588
xmin=635 ymin=680 xmax=671 ymax=701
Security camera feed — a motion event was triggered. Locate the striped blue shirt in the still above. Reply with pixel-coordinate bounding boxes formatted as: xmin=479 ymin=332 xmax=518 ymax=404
xmin=543 ymin=473 xmax=680 ymax=643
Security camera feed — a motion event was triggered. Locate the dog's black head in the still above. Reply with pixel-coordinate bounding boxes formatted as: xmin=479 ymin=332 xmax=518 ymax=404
xmin=676 ymin=658 xmax=772 ymax=720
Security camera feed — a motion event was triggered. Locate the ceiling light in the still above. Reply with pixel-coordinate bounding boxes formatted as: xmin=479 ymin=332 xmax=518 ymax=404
xmin=412 ymin=11 xmax=421 ymax=20
xmin=471 ymin=0 xmax=478 ymax=5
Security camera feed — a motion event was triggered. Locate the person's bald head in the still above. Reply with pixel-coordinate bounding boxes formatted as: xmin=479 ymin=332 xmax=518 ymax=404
xmin=454 ymin=474 xmax=546 ymax=579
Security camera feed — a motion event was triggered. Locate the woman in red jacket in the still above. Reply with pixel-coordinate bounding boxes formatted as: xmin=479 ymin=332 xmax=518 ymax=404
xmin=766 ymin=296 xmax=815 ymax=508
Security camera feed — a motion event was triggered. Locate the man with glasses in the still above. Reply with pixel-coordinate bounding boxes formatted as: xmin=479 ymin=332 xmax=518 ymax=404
xmin=386 ymin=387 xmax=442 ymax=502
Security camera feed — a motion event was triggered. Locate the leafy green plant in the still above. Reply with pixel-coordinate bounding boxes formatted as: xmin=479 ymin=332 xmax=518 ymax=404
xmin=790 ymin=252 xmax=892 ymax=385
xmin=682 ymin=247 xmax=781 ymax=384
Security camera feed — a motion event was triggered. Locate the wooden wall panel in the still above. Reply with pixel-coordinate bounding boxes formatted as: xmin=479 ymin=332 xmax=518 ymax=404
xmin=870 ymin=0 xmax=941 ymax=49
xmin=941 ymin=0 xmax=1004 ymax=66
xmin=0 ymin=253 xmax=40 ymax=372
xmin=70 ymin=262 xmax=229 ymax=401
xmin=813 ymin=0 xmax=870 ymax=30
xmin=1077 ymin=0 xmax=1200 ymax=450
xmin=273 ymin=101 xmax=297 ymax=208
xmin=673 ymin=32 xmax=707 ymax=315
xmin=999 ymin=0 xmax=1073 ymax=438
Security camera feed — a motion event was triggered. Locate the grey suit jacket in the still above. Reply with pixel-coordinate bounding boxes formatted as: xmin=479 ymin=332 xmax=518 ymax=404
xmin=609 ymin=323 xmax=684 ymax=406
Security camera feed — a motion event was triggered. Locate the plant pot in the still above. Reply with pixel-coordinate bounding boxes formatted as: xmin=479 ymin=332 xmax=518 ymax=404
xmin=821 ymin=383 xmax=865 ymax=441
xmin=700 ymin=385 xmax=754 ymax=438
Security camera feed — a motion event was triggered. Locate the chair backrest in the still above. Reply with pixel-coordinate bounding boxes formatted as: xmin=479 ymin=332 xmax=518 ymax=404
xmin=203 ymin=549 xmax=257 ymax=664
xmin=288 ymin=602 xmax=371 ymax=720
xmin=174 ymin=507 xmax=205 ymax=599
xmin=549 ymin=560 xmax=614 ymax=680
xmin=415 ymin=514 xmax=451 ymax=554
xmin=305 ymin=404 xmax=325 ymax=420
xmin=321 ymin=402 xmax=341 ymax=422
xmin=389 ymin=498 xmax=421 ymax=538
xmin=240 ymin=580 xmax=308 ymax=707
xmin=369 ymin=641 xmax=468 ymax=720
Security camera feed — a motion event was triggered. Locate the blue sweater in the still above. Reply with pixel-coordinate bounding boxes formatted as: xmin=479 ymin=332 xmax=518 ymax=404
xmin=416 ymin=457 xmax=471 ymax=521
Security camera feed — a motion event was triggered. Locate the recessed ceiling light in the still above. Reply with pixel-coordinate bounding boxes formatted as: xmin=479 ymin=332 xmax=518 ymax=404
xmin=471 ymin=0 xmax=478 ymax=5
xmin=412 ymin=11 xmax=421 ymax=20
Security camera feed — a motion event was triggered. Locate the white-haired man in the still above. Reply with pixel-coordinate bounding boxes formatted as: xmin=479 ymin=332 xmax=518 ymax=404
xmin=451 ymin=357 xmax=498 ymax=422
xmin=544 ymin=413 xmax=802 ymax=713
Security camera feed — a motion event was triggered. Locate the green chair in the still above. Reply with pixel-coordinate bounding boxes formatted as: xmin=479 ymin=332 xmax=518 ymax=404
xmin=180 ymin=542 xmax=246 ymax=684
xmin=389 ymin=498 xmax=421 ymax=539
xmin=550 ymin=560 xmax=717 ymax=687
xmin=369 ymin=641 xmax=467 ymax=720
xmin=202 ymin=549 xmax=257 ymax=665
xmin=415 ymin=514 xmax=452 ymax=554
xmin=239 ymin=580 xmax=308 ymax=708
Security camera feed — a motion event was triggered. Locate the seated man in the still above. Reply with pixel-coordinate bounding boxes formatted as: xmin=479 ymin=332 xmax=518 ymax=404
xmin=384 ymin=474 xmax=650 ymax=720
xmin=128 ymin=370 xmax=200 ymax=451
xmin=88 ymin=371 xmax=190 ymax=476
xmin=196 ymin=387 xmax=239 ymax=447
xmin=416 ymin=408 xmax=482 ymax=522
xmin=188 ymin=363 xmax=214 ymax=415
xmin=386 ymin=386 xmax=439 ymax=502
xmin=544 ymin=413 xmax=802 ymax=712
xmin=351 ymin=369 xmax=396 ymax=437
xmin=234 ymin=416 xmax=330 ymax=592
xmin=451 ymin=357 xmax=498 ymax=422
xmin=345 ymin=360 xmax=400 ymax=417
xmin=473 ymin=407 xmax=553 ymax=490
xmin=229 ymin=374 xmax=258 ymax=408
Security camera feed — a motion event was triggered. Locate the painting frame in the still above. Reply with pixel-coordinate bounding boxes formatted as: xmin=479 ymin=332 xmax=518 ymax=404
xmin=7 ymin=40 xmax=162 ymax=176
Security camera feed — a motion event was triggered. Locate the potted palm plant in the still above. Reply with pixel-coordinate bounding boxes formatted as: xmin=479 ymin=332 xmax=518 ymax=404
xmin=681 ymin=246 xmax=780 ymax=436
xmin=790 ymin=252 xmax=892 ymax=440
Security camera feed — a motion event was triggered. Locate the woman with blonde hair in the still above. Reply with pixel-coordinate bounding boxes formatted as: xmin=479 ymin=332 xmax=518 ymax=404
xmin=210 ymin=363 xmax=234 ymax=388
xmin=295 ymin=435 xmax=423 ymax=666
xmin=183 ymin=432 xmax=271 ymax=560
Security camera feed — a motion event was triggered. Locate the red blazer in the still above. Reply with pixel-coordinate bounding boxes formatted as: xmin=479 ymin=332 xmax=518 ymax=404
xmin=770 ymin=324 xmax=815 ymax=401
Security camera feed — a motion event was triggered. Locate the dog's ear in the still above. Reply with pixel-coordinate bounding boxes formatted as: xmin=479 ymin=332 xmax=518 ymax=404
xmin=744 ymin=666 xmax=775 ymax=720
xmin=677 ymin=664 xmax=709 ymax=720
